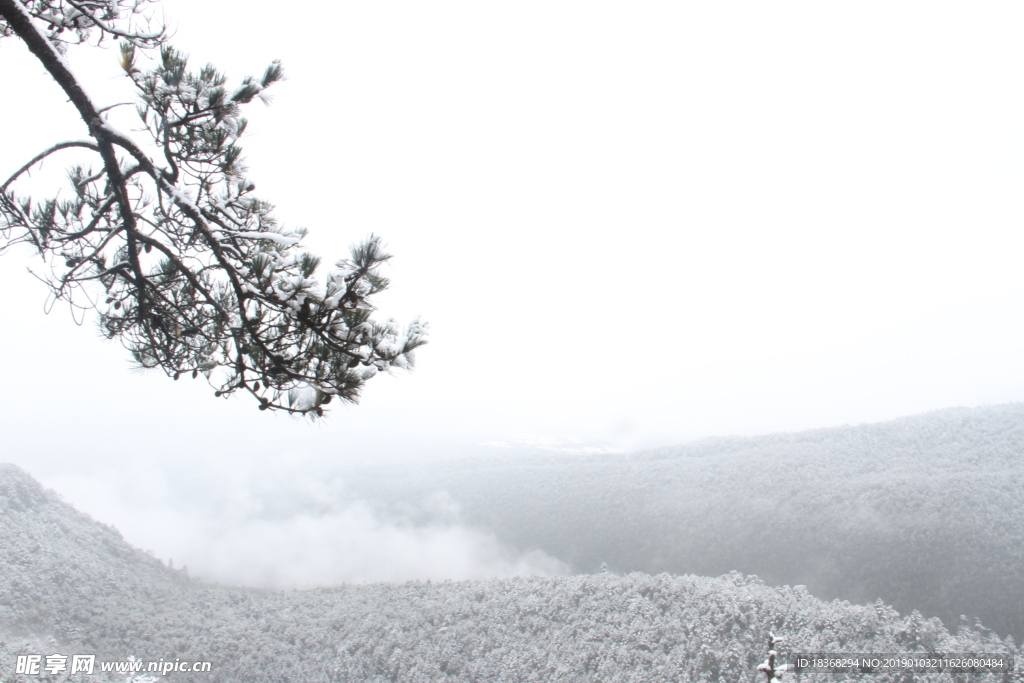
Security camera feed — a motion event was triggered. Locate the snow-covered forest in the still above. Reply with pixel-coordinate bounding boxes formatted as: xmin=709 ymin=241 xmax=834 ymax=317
xmin=2 ymin=404 xmax=1023 ymax=681
xmin=335 ymin=403 xmax=1024 ymax=642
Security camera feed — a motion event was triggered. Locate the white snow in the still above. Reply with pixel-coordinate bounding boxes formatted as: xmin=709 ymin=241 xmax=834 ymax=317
xmin=234 ymin=231 xmax=301 ymax=247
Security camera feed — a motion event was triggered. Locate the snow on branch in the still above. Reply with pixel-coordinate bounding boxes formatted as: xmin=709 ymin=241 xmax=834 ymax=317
xmin=0 ymin=0 xmax=164 ymax=50
xmin=0 ymin=0 xmax=427 ymax=417
xmin=757 ymin=632 xmax=792 ymax=683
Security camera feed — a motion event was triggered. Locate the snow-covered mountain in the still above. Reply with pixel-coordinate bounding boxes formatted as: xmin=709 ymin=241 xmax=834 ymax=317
xmin=0 ymin=463 xmax=1017 ymax=682
xmin=338 ymin=403 xmax=1024 ymax=643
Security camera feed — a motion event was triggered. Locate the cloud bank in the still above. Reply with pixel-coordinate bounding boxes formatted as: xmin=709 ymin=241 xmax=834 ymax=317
xmin=40 ymin=455 xmax=569 ymax=589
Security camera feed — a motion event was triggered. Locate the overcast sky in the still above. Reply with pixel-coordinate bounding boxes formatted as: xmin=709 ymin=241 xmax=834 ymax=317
xmin=2 ymin=1 xmax=1023 ymax=586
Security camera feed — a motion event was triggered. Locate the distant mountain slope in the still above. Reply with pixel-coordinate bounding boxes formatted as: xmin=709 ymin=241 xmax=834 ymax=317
xmin=0 ymin=464 xmax=194 ymax=644
xmin=1 ymin=464 xmax=1016 ymax=682
xmin=339 ymin=403 xmax=1024 ymax=642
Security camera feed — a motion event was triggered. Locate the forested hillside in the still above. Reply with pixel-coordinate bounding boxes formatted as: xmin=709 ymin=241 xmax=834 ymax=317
xmin=0 ymin=464 xmax=1018 ymax=682
xmin=338 ymin=404 xmax=1024 ymax=642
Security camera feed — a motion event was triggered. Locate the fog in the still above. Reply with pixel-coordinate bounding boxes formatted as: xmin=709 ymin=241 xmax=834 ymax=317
xmin=40 ymin=452 xmax=569 ymax=588
xmin=2 ymin=0 xmax=1024 ymax=588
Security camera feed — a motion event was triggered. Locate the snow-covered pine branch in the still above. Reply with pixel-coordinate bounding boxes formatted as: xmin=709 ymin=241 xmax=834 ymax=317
xmin=0 ymin=0 xmax=164 ymax=51
xmin=0 ymin=0 xmax=427 ymax=416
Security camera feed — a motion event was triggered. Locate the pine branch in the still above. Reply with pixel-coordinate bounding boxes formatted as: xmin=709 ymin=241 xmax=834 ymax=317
xmin=0 ymin=0 xmax=427 ymax=417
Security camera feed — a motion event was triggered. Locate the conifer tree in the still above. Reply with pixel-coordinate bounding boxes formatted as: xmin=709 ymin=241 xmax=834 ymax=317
xmin=757 ymin=632 xmax=792 ymax=683
xmin=0 ymin=0 xmax=427 ymax=416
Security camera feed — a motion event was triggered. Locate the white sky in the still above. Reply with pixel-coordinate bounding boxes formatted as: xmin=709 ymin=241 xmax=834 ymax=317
xmin=2 ymin=1 xmax=1023 ymax=585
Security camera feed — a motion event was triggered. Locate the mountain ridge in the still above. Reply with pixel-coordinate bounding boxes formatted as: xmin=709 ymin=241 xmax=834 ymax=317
xmin=336 ymin=402 xmax=1024 ymax=641
xmin=1 ymin=428 xmax=1021 ymax=681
